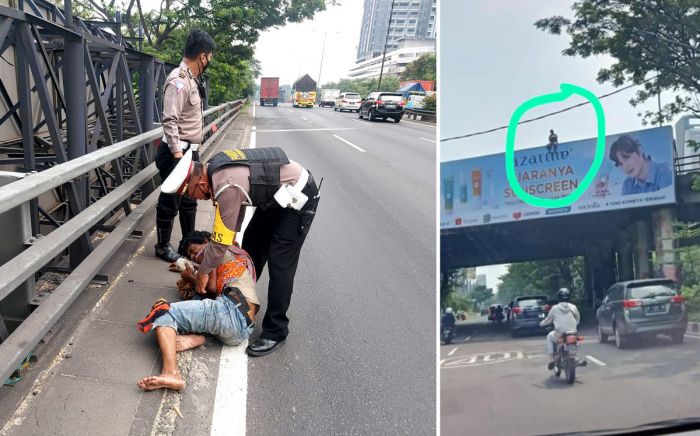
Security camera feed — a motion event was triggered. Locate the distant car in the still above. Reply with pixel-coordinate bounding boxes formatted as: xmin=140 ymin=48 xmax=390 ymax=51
xmin=405 ymin=94 xmax=426 ymax=109
xmin=596 ymin=279 xmax=688 ymax=349
xmin=334 ymin=92 xmax=362 ymax=112
xmin=509 ymin=295 xmax=553 ymax=337
xmin=358 ymin=92 xmax=404 ymax=123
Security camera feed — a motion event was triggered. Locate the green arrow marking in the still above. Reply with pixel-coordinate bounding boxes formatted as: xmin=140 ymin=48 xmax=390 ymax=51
xmin=505 ymin=83 xmax=606 ymax=208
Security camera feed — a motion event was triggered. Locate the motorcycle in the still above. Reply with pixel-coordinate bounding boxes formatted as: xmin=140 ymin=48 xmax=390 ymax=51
xmin=494 ymin=310 xmax=504 ymax=324
xmin=441 ymin=326 xmax=455 ymax=344
xmin=552 ymin=331 xmax=587 ymax=384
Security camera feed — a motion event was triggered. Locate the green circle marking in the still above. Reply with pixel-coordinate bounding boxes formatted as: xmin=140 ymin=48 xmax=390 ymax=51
xmin=505 ymin=83 xmax=606 ymax=208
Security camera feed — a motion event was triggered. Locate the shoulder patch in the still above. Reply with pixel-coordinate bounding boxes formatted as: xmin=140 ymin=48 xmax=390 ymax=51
xmin=175 ymin=81 xmax=185 ymax=93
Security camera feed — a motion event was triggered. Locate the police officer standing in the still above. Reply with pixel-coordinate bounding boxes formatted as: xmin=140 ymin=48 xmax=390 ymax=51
xmin=155 ymin=30 xmax=216 ymax=262
xmin=161 ymin=147 xmax=320 ymax=356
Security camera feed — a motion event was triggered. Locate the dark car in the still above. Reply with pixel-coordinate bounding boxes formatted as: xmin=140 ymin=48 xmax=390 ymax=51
xmin=509 ymin=295 xmax=553 ymax=337
xmin=358 ymin=92 xmax=404 ymax=123
xmin=596 ymin=279 xmax=688 ymax=349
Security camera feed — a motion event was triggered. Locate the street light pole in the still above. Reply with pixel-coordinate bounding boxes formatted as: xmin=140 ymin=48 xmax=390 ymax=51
xmin=317 ymin=31 xmax=327 ymax=99
xmin=377 ymin=0 xmax=396 ymax=91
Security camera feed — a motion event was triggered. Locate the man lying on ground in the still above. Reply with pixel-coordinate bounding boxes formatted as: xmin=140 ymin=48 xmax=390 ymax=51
xmin=136 ymin=231 xmax=259 ymax=391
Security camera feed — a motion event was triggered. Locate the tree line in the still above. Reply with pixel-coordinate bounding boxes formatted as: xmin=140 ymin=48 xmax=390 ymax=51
xmin=72 ymin=0 xmax=338 ymax=105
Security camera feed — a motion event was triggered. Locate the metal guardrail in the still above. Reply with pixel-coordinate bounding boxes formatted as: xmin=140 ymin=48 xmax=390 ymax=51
xmin=404 ymin=108 xmax=436 ymax=122
xmin=0 ymin=98 xmax=246 ymax=382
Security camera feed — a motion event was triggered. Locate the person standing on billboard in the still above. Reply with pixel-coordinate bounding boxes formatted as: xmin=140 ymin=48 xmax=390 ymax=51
xmin=608 ymin=135 xmax=673 ymax=195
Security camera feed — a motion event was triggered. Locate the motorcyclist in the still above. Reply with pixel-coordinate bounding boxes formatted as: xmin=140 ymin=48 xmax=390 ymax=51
xmin=539 ymin=288 xmax=580 ymax=370
xmin=441 ymin=307 xmax=456 ymax=331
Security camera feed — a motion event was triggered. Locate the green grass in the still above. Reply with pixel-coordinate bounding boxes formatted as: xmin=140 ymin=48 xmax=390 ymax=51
xmin=688 ymin=309 xmax=700 ymax=323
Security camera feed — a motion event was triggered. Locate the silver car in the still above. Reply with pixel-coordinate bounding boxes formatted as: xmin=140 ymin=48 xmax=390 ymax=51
xmin=596 ymin=279 xmax=688 ymax=348
xmin=334 ymin=92 xmax=362 ymax=112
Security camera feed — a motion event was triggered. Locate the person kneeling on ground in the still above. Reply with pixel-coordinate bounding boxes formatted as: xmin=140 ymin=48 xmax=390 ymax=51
xmin=136 ymin=231 xmax=259 ymax=391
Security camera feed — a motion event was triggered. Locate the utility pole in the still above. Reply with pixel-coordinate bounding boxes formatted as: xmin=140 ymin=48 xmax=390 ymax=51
xmin=317 ymin=31 xmax=327 ymax=100
xmin=377 ymin=0 xmax=396 ymax=91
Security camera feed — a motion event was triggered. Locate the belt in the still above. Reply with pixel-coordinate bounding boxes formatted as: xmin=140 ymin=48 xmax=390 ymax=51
xmin=162 ymin=136 xmax=200 ymax=152
xmin=222 ymin=286 xmax=257 ymax=329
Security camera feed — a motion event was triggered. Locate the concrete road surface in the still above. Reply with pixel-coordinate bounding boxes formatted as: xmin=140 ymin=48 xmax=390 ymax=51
xmin=247 ymin=103 xmax=436 ymax=435
xmin=441 ymin=317 xmax=700 ymax=435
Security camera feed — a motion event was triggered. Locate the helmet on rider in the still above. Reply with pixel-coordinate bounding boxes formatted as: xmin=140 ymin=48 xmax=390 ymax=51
xmin=557 ymin=288 xmax=570 ymax=302
xmin=445 ymin=307 xmax=453 ymax=314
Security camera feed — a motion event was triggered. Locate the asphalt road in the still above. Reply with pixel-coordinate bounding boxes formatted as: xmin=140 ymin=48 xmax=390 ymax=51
xmin=441 ymin=317 xmax=700 ymax=435
xmin=247 ymin=103 xmax=436 ymax=435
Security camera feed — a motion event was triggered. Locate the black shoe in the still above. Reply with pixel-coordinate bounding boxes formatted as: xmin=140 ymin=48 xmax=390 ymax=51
xmin=548 ymin=361 xmax=555 ymax=370
xmin=246 ymin=338 xmax=285 ymax=357
xmin=155 ymin=244 xmax=181 ymax=262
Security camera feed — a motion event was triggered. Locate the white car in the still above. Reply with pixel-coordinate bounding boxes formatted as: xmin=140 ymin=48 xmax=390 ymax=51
xmin=334 ymin=92 xmax=362 ymax=112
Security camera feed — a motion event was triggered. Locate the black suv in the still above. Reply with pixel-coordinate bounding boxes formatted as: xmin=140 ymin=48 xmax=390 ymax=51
xmin=509 ymin=295 xmax=553 ymax=337
xmin=358 ymin=92 xmax=404 ymax=123
xmin=596 ymin=279 xmax=688 ymax=348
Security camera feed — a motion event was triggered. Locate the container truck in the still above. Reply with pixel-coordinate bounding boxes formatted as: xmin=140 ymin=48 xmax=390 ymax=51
xmin=260 ymin=77 xmax=280 ymax=106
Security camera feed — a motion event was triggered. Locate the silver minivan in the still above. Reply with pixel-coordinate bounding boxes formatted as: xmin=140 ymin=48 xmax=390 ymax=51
xmin=596 ymin=279 xmax=688 ymax=348
xmin=334 ymin=92 xmax=362 ymax=112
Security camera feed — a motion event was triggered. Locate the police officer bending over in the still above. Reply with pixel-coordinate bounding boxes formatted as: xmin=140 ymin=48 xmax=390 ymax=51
xmin=162 ymin=147 xmax=320 ymax=356
xmin=155 ymin=29 xmax=215 ymax=262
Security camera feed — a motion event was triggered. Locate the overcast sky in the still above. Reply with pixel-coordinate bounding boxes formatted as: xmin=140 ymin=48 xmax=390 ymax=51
xmin=254 ymin=2 xmax=364 ymax=86
xmin=440 ymin=0 xmax=669 ymax=293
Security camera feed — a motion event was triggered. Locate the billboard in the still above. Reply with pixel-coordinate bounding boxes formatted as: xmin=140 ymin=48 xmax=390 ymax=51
xmin=440 ymin=126 xmax=676 ymax=230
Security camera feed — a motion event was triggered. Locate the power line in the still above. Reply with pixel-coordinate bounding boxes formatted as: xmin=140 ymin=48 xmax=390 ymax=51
xmin=440 ymin=76 xmax=659 ymax=143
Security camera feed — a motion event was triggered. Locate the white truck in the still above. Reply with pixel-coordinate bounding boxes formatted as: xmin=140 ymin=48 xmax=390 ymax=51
xmin=319 ymin=89 xmax=341 ymax=107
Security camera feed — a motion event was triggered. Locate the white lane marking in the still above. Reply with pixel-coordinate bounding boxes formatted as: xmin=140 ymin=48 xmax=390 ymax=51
xmin=287 ymin=108 xmax=293 ymax=113
xmin=441 ymin=351 xmax=523 ymax=369
xmin=354 ymin=119 xmax=372 ymax=125
xmin=211 ymin=125 xmax=257 ymax=436
xmin=301 ymin=116 xmax=308 ymax=121
xmin=448 ymin=347 xmax=458 ymax=356
xmin=257 ymin=127 xmax=357 ymax=133
xmin=420 ymin=137 xmax=436 ymax=143
xmin=402 ymin=119 xmax=436 ymax=128
xmin=586 ymin=355 xmax=607 ymax=367
xmin=464 ymin=336 xmax=471 ymax=342
xmin=332 ymin=134 xmax=366 ymax=153
xmin=211 ymin=345 xmax=248 ymax=436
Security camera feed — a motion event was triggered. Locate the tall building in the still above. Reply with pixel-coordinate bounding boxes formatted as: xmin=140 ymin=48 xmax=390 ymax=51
xmin=356 ymin=0 xmax=437 ymax=63
xmin=348 ymin=37 xmax=435 ymax=80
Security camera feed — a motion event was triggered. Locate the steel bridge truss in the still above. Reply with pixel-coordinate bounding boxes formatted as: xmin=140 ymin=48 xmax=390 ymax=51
xmin=0 ymin=0 xmax=197 ymax=265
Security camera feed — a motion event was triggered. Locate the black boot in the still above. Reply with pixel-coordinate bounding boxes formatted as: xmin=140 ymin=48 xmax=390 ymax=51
xmin=178 ymin=208 xmax=197 ymax=246
xmin=155 ymin=218 xmax=181 ymax=262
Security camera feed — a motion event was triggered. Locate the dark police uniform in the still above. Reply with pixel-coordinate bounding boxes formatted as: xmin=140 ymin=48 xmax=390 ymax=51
xmin=163 ymin=147 xmax=320 ymax=344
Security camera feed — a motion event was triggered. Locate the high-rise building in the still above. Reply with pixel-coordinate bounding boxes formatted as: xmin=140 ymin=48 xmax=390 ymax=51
xmin=356 ymin=0 xmax=437 ymax=63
